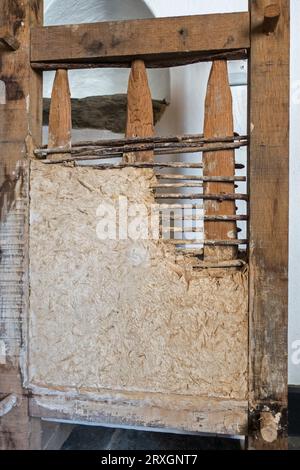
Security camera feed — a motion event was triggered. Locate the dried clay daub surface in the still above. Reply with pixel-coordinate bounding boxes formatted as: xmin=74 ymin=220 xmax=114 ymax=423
xmin=29 ymin=162 xmax=248 ymax=400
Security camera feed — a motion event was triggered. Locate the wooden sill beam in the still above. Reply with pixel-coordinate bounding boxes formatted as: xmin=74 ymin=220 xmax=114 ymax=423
xmin=30 ymin=12 xmax=250 ymax=70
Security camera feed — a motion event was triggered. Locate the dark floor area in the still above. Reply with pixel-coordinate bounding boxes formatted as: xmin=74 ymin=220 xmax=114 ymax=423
xmin=62 ymin=426 xmax=242 ymax=450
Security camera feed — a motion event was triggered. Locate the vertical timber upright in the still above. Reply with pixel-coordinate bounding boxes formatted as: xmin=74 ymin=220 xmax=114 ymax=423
xmin=0 ymin=0 xmax=43 ymax=449
xmin=248 ymin=0 xmax=289 ymax=449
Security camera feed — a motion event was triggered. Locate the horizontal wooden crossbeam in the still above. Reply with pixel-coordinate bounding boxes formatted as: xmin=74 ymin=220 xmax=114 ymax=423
xmin=31 ymin=13 xmax=250 ymax=70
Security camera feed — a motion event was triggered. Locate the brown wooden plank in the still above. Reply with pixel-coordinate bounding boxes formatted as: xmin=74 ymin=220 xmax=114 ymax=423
xmin=30 ymin=13 xmax=250 ymax=68
xmin=30 ymin=394 xmax=248 ymax=436
xmin=203 ymin=60 xmax=237 ymax=261
xmin=248 ymin=0 xmax=289 ymax=450
xmin=0 ymin=0 xmax=43 ymax=450
xmin=32 ymin=49 xmax=248 ymax=71
xmin=124 ymin=60 xmax=154 ymax=162
xmin=48 ymin=69 xmax=72 ymax=160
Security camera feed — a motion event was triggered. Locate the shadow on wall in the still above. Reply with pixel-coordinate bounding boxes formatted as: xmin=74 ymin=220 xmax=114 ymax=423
xmin=43 ymin=0 xmax=170 ymax=102
xmin=43 ymin=0 xmax=171 ymax=145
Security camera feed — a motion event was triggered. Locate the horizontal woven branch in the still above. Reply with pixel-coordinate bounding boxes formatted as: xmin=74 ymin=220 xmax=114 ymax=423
xmin=156 ymin=174 xmax=246 ymax=182
xmin=38 ymin=133 xmax=248 ymax=153
xmin=168 ymin=239 xmax=248 ymax=245
xmin=36 ymin=139 xmax=248 ymax=161
xmin=155 ymin=193 xmax=248 ymax=200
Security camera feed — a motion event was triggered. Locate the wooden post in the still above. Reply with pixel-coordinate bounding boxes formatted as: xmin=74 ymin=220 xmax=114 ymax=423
xmin=0 ymin=0 xmax=43 ymax=449
xmin=124 ymin=60 xmax=154 ymax=162
xmin=247 ymin=0 xmax=289 ymax=449
xmin=203 ymin=60 xmax=237 ymax=261
xmin=48 ymin=69 xmax=72 ymax=159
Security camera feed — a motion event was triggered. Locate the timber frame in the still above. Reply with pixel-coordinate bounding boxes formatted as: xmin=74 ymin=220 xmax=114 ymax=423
xmin=0 ymin=0 xmax=289 ymax=450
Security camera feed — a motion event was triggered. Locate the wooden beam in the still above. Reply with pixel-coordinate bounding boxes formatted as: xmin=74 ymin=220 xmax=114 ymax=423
xmin=0 ymin=0 xmax=43 ymax=449
xmin=203 ymin=61 xmax=237 ymax=262
xmin=0 ymin=3 xmax=72 ymax=451
xmin=32 ymin=49 xmax=248 ymax=71
xmin=247 ymin=0 xmax=289 ymax=450
xmin=30 ymin=394 xmax=248 ymax=436
xmin=30 ymin=13 xmax=250 ymax=69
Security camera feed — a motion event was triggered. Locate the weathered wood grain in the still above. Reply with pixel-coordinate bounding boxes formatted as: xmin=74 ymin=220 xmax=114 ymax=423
xmin=125 ymin=60 xmax=154 ymax=162
xmin=0 ymin=0 xmax=44 ymax=450
xmin=48 ymin=69 xmax=72 ymax=161
xmin=203 ymin=61 xmax=237 ymax=261
xmin=248 ymin=0 xmax=289 ymax=450
xmin=37 ymin=141 xmax=247 ymax=162
xmin=0 ymin=30 xmax=20 ymax=51
xmin=38 ymin=134 xmax=247 ymax=154
xmin=30 ymin=13 xmax=250 ymax=68
xmin=0 ymin=3 xmax=73 ymax=449
xmin=29 ymin=393 xmax=248 ymax=436
xmin=0 ymin=1 xmax=20 ymax=51
xmin=31 ymin=49 xmax=249 ymax=71
xmin=48 ymin=69 xmax=72 ymax=148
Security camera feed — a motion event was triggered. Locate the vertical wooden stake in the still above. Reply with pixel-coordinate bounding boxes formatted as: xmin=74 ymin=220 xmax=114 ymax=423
xmin=48 ymin=69 xmax=72 ymax=159
xmin=124 ymin=60 xmax=154 ymax=162
xmin=248 ymin=0 xmax=289 ymax=450
xmin=203 ymin=60 xmax=237 ymax=261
